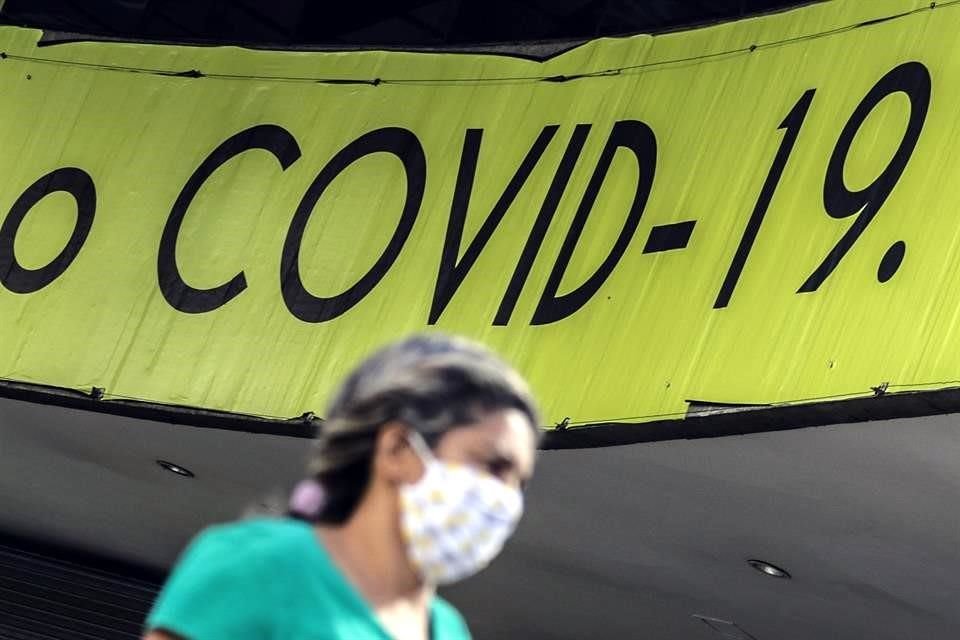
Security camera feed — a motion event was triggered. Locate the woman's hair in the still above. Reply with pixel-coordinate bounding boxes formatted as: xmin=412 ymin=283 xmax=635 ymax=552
xmin=299 ymin=333 xmax=539 ymax=524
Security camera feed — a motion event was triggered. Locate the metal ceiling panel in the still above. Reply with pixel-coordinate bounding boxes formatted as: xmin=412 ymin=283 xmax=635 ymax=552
xmin=0 ymin=540 xmax=159 ymax=640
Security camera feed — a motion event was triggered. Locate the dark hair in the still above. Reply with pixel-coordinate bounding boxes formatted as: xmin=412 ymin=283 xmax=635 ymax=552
xmin=299 ymin=333 xmax=539 ymax=524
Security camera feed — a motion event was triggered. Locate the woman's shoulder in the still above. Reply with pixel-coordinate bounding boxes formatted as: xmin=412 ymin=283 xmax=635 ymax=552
xmin=146 ymin=518 xmax=316 ymax=638
xmin=432 ymin=597 xmax=472 ymax=640
xmin=185 ymin=517 xmax=317 ymax=571
xmin=178 ymin=518 xmax=314 ymax=577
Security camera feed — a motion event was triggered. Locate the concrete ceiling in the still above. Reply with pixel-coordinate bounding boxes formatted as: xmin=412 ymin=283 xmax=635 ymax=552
xmin=1 ymin=395 xmax=958 ymax=638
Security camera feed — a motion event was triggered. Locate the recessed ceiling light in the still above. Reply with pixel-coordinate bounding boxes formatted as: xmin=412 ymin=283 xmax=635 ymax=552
xmin=156 ymin=460 xmax=194 ymax=478
xmin=747 ymin=558 xmax=790 ymax=579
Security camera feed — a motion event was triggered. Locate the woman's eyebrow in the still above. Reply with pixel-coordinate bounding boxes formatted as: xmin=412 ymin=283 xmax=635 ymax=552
xmin=489 ymin=451 xmax=531 ymax=480
xmin=471 ymin=448 xmax=513 ymax=468
xmin=468 ymin=440 xmax=529 ymax=474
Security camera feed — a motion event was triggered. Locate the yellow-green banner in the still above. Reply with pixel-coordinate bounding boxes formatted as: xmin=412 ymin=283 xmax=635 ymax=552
xmin=2 ymin=0 xmax=959 ymax=428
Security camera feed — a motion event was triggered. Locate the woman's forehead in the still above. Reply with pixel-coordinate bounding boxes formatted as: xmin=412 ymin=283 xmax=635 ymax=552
xmin=445 ymin=409 xmax=536 ymax=469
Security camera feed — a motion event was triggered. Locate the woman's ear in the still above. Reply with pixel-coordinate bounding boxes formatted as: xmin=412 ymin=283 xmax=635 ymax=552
xmin=372 ymin=421 xmax=424 ymax=485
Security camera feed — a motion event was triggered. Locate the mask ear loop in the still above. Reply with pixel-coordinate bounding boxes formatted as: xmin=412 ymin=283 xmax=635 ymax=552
xmin=405 ymin=429 xmax=436 ymax=463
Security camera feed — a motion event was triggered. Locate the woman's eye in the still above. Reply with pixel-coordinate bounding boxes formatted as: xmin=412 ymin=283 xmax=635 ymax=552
xmin=486 ymin=460 xmax=510 ymax=478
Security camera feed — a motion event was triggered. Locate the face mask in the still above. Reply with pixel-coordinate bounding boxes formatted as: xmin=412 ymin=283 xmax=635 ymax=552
xmin=399 ymin=431 xmax=524 ymax=585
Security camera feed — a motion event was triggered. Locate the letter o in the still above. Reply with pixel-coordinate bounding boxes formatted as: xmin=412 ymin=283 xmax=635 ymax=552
xmin=0 ymin=167 xmax=96 ymax=294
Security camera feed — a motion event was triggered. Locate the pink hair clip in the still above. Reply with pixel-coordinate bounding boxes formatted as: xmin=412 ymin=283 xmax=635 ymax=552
xmin=289 ymin=478 xmax=326 ymax=518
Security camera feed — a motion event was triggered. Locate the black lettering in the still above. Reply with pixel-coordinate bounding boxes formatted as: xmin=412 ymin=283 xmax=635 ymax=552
xmin=0 ymin=167 xmax=96 ymax=294
xmin=798 ymin=62 xmax=930 ymax=292
xmin=714 ymin=88 xmax=815 ymax=308
xmin=494 ymin=124 xmax=591 ymax=326
xmin=158 ymin=124 xmax=301 ymax=313
xmin=281 ymin=127 xmax=426 ymax=323
xmin=531 ymin=120 xmax=657 ymax=325
xmin=429 ymin=126 xmax=558 ymax=325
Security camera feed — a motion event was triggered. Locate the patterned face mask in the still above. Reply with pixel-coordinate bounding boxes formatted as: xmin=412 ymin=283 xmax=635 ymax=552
xmin=399 ymin=431 xmax=524 ymax=585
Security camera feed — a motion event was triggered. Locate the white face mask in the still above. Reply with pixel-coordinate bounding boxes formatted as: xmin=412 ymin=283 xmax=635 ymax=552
xmin=399 ymin=431 xmax=524 ymax=585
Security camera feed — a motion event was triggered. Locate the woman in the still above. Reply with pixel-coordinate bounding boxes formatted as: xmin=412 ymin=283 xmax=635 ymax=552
xmin=144 ymin=334 xmax=540 ymax=640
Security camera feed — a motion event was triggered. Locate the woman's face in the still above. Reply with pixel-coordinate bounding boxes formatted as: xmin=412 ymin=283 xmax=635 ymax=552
xmin=432 ymin=408 xmax=537 ymax=491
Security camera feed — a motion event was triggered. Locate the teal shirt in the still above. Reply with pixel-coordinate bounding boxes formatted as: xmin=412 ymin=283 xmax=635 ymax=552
xmin=146 ymin=518 xmax=471 ymax=640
